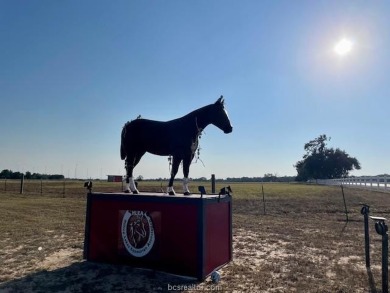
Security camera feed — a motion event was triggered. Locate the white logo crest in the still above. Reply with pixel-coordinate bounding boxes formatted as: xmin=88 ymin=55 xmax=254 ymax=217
xmin=121 ymin=210 xmax=155 ymax=257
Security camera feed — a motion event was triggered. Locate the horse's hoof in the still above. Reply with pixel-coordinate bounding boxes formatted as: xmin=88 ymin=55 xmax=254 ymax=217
xmin=132 ymin=190 xmax=139 ymax=195
xmin=124 ymin=189 xmax=130 ymax=193
xmin=169 ymin=191 xmax=175 ymax=196
xmin=184 ymin=192 xmax=191 ymax=196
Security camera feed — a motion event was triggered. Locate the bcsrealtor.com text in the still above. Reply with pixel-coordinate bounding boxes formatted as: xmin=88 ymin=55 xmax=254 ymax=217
xmin=167 ymin=283 xmax=222 ymax=291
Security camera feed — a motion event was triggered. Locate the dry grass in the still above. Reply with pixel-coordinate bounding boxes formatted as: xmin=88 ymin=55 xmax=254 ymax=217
xmin=0 ymin=181 xmax=389 ymax=292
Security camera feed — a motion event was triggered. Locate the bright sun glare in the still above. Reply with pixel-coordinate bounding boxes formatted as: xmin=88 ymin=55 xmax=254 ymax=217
xmin=334 ymin=38 xmax=353 ymax=56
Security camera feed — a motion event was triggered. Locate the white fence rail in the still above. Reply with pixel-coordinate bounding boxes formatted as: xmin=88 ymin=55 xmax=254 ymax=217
xmin=317 ymin=176 xmax=390 ymax=192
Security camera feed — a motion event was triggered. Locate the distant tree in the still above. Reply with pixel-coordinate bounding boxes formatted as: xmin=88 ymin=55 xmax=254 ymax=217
xmin=295 ymin=134 xmax=361 ymax=181
xmin=48 ymin=174 xmax=65 ymax=180
xmin=0 ymin=169 xmax=12 ymax=179
xmin=31 ymin=173 xmax=40 ymax=179
xmin=263 ymin=173 xmax=277 ymax=182
xmin=10 ymin=171 xmax=24 ymax=179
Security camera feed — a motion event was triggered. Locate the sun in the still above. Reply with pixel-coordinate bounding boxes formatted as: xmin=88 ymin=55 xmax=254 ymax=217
xmin=334 ymin=38 xmax=353 ymax=56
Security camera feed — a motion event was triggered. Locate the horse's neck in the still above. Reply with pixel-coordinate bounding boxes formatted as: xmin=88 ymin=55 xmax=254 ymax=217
xmin=184 ymin=105 xmax=212 ymax=132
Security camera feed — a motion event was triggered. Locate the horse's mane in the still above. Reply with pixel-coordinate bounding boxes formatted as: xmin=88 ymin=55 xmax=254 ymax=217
xmin=124 ymin=101 xmax=221 ymax=127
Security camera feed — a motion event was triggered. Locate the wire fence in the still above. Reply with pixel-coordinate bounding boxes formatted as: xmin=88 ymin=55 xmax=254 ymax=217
xmin=0 ymin=178 xmax=227 ymax=197
xmin=0 ymin=179 xmax=124 ymax=197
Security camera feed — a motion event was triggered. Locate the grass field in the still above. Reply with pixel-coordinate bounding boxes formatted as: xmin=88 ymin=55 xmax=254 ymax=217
xmin=0 ymin=180 xmax=389 ymax=292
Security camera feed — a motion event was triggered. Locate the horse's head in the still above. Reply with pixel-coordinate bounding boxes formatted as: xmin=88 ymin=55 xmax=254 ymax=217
xmin=128 ymin=217 xmax=147 ymax=247
xmin=211 ymin=96 xmax=233 ymax=134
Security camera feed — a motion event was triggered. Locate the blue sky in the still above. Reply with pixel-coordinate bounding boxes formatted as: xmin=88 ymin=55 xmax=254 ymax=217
xmin=1 ymin=1 xmax=389 ymax=179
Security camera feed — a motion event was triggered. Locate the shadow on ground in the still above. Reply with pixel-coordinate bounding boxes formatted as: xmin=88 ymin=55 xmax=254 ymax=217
xmin=0 ymin=261 xmax=201 ymax=293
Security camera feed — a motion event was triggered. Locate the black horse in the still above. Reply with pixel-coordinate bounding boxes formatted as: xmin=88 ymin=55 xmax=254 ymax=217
xmin=120 ymin=96 xmax=233 ymax=195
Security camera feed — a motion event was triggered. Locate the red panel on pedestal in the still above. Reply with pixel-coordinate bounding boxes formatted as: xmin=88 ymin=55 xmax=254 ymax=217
xmin=84 ymin=192 xmax=232 ymax=280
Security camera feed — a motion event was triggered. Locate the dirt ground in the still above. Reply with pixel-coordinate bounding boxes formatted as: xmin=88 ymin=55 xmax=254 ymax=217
xmin=0 ymin=183 xmax=389 ymax=292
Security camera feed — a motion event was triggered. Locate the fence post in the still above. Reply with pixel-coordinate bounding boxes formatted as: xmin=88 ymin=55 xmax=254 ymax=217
xmin=20 ymin=175 xmax=24 ymax=194
xmin=211 ymin=174 xmax=216 ymax=194
xmin=340 ymin=185 xmax=348 ymax=222
xmin=262 ymin=185 xmax=266 ymax=215
xmin=4 ymin=179 xmax=6 ymax=192
xmin=370 ymin=216 xmax=388 ymax=293
xmin=360 ymin=204 xmax=370 ymax=268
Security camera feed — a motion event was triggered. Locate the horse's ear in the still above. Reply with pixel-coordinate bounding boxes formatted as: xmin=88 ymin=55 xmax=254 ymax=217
xmin=215 ymin=95 xmax=224 ymax=105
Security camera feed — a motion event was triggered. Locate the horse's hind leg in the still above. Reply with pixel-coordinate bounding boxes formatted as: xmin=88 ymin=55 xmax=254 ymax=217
xmin=124 ymin=152 xmax=144 ymax=194
xmin=182 ymin=154 xmax=194 ymax=195
xmin=124 ymin=160 xmax=136 ymax=194
xmin=167 ymin=156 xmax=181 ymax=195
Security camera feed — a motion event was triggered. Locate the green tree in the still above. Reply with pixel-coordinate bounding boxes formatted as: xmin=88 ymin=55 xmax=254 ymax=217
xmin=263 ymin=173 xmax=277 ymax=182
xmin=10 ymin=171 xmax=24 ymax=179
xmin=0 ymin=169 xmax=12 ymax=179
xmin=295 ymin=134 xmax=361 ymax=181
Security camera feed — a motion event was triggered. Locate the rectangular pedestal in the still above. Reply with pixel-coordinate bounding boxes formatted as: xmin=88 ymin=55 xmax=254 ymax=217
xmin=83 ymin=192 xmax=232 ymax=280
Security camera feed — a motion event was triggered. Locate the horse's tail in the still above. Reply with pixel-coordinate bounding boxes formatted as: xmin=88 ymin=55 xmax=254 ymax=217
xmin=120 ymin=123 xmax=128 ymax=160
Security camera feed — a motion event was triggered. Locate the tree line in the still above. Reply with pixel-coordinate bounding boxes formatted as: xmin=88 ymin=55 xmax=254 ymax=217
xmin=0 ymin=169 xmax=64 ymax=180
xmin=138 ymin=174 xmax=295 ymax=182
xmin=223 ymin=175 xmax=295 ymax=182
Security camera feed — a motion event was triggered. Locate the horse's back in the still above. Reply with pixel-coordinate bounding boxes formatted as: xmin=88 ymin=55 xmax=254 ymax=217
xmin=127 ymin=119 xmax=170 ymax=136
xmin=123 ymin=119 xmax=174 ymax=155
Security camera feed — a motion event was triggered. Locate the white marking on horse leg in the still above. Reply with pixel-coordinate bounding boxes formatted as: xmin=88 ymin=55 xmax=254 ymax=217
xmin=183 ymin=177 xmax=190 ymax=195
xmin=167 ymin=186 xmax=176 ymax=195
xmin=125 ymin=182 xmax=131 ymax=192
xmin=124 ymin=177 xmax=131 ymax=193
xmin=129 ymin=177 xmax=139 ymax=194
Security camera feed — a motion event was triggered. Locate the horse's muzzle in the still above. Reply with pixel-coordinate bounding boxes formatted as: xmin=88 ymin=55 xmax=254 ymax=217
xmin=224 ymin=126 xmax=233 ymax=134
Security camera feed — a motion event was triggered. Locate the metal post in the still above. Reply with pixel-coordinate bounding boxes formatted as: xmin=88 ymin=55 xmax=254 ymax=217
xmin=211 ymin=174 xmax=216 ymax=194
xmin=360 ymin=204 xmax=370 ymax=267
xmin=384 ymin=228 xmax=389 ymax=293
xmin=371 ymin=216 xmax=388 ymax=293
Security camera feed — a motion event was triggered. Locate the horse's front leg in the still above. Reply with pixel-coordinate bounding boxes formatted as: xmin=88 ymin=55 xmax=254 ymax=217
xmin=182 ymin=154 xmax=194 ymax=195
xmin=167 ymin=156 xmax=181 ymax=195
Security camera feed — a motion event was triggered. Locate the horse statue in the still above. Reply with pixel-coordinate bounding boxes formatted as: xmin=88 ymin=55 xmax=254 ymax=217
xmin=120 ymin=96 xmax=233 ymax=195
